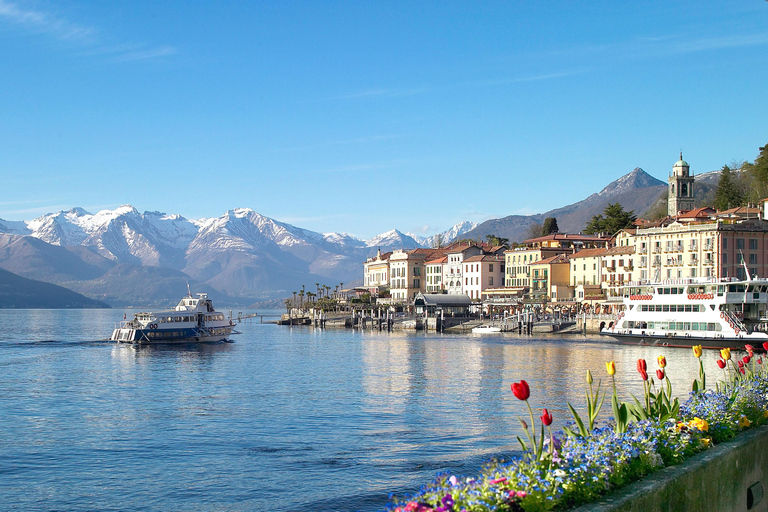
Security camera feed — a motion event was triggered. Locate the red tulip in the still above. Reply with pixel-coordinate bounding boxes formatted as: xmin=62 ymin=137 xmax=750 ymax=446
xmin=511 ymin=380 xmax=530 ymax=401
xmin=656 ymin=369 xmax=665 ymax=380
xmin=717 ymin=359 xmax=726 ymax=369
xmin=738 ymin=360 xmax=744 ymax=369
xmin=637 ymin=359 xmax=647 ymax=373
xmin=640 ymin=370 xmax=648 ymax=381
xmin=541 ymin=408 xmax=553 ymax=426
xmin=763 ymin=342 xmax=768 ymax=353
xmin=758 ymin=357 xmax=763 ymax=365
xmin=746 ymin=344 xmax=755 ymax=355
xmin=740 ymin=368 xmax=746 ymax=375
xmin=744 ymin=355 xmax=751 ymax=364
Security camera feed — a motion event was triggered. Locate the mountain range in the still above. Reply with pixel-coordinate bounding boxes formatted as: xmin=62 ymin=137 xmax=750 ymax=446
xmin=0 ymin=206 xmax=475 ymax=306
xmin=0 ymin=167 xmax=720 ymax=306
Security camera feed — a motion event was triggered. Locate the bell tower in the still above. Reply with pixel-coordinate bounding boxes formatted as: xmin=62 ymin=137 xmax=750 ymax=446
xmin=668 ymin=152 xmax=695 ymax=216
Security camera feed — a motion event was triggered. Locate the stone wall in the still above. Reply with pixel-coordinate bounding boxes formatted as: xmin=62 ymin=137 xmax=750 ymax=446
xmin=571 ymin=424 xmax=768 ymax=512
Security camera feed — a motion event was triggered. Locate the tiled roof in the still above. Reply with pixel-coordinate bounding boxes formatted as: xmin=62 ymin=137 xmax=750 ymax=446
xmin=522 ymin=233 xmax=610 ymax=244
xmin=532 ymin=253 xmax=571 ymax=265
xmin=464 ymin=254 xmax=505 ymax=263
xmin=569 ymin=247 xmax=607 ymax=259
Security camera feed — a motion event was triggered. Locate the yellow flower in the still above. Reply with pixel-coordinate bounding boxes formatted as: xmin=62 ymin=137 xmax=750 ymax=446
xmin=690 ymin=417 xmax=709 ymax=432
xmin=738 ymin=415 xmax=751 ymax=428
xmin=587 ymin=369 xmax=593 ymax=385
xmin=763 ymin=410 xmax=768 ymax=418
xmin=657 ymin=355 xmax=666 ymax=368
xmin=701 ymin=438 xmax=711 ymax=448
xmin=606 ymin=361 xmax=616 ymax=376
xmin=720 ymin=348 xmax=731 ymax=361
xmin=692 ymin=345 xmax=703 ymax=358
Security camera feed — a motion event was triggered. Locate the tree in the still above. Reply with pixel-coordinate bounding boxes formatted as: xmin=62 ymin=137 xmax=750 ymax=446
xmin=524 ymin=222 xmax=543 ymax=240
xmin=541 ymin=217 xmax=559 ymax=235
xmin=485 ymin=234 xmax=509 ymax=247
xmin=714 ymin=165 xmax=744 ymax=211
xmin=744 ymin=143 xmax=768 ymax=202
xmin=583 ymin=203 xmax=636 ymax=236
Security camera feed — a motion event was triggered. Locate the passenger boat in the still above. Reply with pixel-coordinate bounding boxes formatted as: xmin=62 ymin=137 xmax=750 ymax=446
xmin=110 ymin=293 xmax=237 ymax=344
xmin=600 ymin=275 xmax=768 ymax=350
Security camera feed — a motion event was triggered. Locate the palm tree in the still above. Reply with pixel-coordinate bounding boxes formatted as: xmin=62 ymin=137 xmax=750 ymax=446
xmin=292 ymin=291 xmax=297 ymax=309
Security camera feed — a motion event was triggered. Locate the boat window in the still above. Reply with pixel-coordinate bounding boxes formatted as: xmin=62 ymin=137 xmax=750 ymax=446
xmin=663 ymin=305 xmax=670 ymax=312
xmin=708 ymin=323 xmax=718 ymax=331
xmin=684 ymin=305 xmax=692 ymax=312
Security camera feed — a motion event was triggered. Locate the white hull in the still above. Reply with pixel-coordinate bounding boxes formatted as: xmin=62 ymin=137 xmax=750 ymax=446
xmin=472 ymin=325 xmax=502 ymax=334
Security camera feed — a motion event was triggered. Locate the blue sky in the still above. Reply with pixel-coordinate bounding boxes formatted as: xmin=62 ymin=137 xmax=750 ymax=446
xmin=1 ymin=1 xmax=767 ymax=239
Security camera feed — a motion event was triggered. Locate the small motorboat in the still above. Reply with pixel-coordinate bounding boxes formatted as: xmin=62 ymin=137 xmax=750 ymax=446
xmin=471 ymin=324 xmax=502 ymax=334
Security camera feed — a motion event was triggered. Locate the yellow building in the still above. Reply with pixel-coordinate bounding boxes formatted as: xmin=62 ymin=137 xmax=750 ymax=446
xmin=389 ymin=249 xmax=434 ymax=302
xmin=363 ymin=249 xmax=392 ymax=293
xmin=528 ymin=253 xmax=573 ymax=302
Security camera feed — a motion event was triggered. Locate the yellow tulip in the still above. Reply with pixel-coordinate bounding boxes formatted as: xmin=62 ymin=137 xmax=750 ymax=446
xmin=586 ymin=369 xmax=593 ymax=385
xmin=720 ymin=348 xmax=731 ymax=361
xmin=690 ymin=417 xmax=709 ymax=432
xmin=606 ymin=361 xmax=616 ymax=376
xmin=692 ymin=345 xmax=703 ymax=358
xmin=657 ymin=355 xmax=666 ymax=368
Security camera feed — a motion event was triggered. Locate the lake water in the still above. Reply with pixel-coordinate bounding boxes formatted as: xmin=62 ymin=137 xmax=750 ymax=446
xmin=0 ymin=309 xmax=722 ymax=511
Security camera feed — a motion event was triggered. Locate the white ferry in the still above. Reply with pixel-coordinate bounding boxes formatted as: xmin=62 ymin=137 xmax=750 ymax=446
xmin=600 ymin=275 xmax=768 ymax=349
xmin=110 ymin=293 xmax=237 ymax=344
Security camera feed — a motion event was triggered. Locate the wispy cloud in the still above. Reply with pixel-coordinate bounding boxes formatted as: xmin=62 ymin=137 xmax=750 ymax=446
xmin=0 ymin=0 xmax=175 ymax=62
xmin=0 ymin=0 xmax=94 ymax=41
xmin=665 ymin=32 xmax=768 ymax=54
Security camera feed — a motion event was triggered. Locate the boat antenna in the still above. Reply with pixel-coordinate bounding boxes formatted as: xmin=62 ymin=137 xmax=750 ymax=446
xmin=740 ymin=250 xmax=751 ymax=281
xmin=187 ymin=280 xmax=192 ymax=297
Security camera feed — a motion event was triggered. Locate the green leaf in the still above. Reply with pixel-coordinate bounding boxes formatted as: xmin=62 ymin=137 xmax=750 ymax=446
xmin=567 ymin=403 xmax=588 ymax=437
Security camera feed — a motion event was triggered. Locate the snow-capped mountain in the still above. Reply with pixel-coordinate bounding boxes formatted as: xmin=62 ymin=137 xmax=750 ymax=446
xmin=408 ymin=221 xmax=478 ymax=248
xmin=365 ymin=229 xmax=421 ymax=250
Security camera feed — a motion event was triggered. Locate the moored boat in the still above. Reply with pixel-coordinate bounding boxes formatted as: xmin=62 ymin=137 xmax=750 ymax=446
xmin=472 ymin=324 xmax=502 ymax=334
xmin=110 ymin=293 xmax=237 ymax=344
xmin=600 ymin=275 xmax=768 ymax=349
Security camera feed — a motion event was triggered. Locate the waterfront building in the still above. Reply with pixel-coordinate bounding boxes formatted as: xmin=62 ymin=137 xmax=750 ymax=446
xmin=568 ymin=247 xmax=605 ymax=302
xmin=462 ymin=254 xmax=505 ymax=300
xmin=504 ymin=233 xmax=609 ymax=288
xmin=363 ymin=249 xmax=392 ymax=294
xmin=444 ymin=242 xmax=487 ymax=295
xmin=425 ymin=255 xmax=447 ymax=293
xmin=528 ymin=253 xmax=572 ymax=302
xmin=389 ymin=249 xmax=432 ymax=301
xmin=630 ymin=218 xmax=768 ymax=282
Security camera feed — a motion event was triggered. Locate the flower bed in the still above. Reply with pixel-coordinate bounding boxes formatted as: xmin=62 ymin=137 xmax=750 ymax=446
xmin=385 ymin=344 xmax=768 ymax=512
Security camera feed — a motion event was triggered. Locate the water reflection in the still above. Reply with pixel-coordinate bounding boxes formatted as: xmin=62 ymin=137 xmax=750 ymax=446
xmin=0 ymin=310 xmax=752 ymax=512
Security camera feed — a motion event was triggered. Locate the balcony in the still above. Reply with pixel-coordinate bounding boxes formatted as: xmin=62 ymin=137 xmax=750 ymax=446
xmin=652 ymin=259 xmax=661 ymax=267
xmin=638 ymin=247 xmax=647 ymax=254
